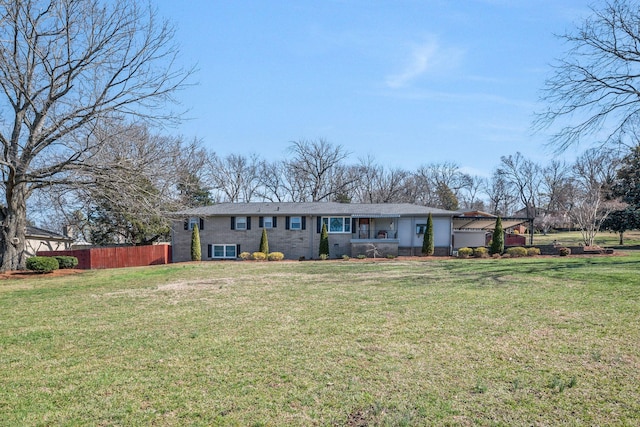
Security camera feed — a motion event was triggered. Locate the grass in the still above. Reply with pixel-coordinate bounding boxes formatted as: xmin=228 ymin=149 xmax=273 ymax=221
xmin=532 ymin=230 xmax=640 ymax=247
xmin=1 ymin=255 xmax=639 ymax=425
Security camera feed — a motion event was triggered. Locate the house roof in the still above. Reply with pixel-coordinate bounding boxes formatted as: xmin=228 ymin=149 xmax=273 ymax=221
xmin=26 ymin=225 xmax=73 ymax=241
xmin=452 ymin=216 xmax=530 ymax=231
xmin=176 ymin=202 xmax=459 ymax=217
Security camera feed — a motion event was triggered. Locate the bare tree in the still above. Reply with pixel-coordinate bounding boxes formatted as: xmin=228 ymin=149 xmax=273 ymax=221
xmin=570 ymin=148 xmax=622 ymax=246
xmin=207 ymin=153 xmax=261 ymax=202
xmin=536 ymin=0 xmax=640 ymax=150
xmin=0 ymin=0 xmax=191 ymax=270
xmin=483 ymin=172 xmax=518 ymax=216
xmin=284 ymin=139 xmax=354 ymax=202
xmin=352 ymin=156 xmax=410 ymax=203
xmin=497 ymin=153 xmax=542 ymax=219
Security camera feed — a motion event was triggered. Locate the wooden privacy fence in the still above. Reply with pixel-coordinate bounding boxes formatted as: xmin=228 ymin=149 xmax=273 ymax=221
xmin=37 ymin=245 xmax=172 ymax=270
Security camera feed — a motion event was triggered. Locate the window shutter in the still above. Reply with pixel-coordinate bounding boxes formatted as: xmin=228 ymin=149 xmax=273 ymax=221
xmin=273 ymin=217 xmax=277 ymax=228
xmin=236 ymin=244 xmax=241 ymax=255
xmin=207 ymin=244 xmax=212 ymax=258
xmin=247 ymin=217 xmax=251 ymax=230
xmin=316 ymin=217 xmax=321 ymax=233
xmin=199 ymin=218 xmax=204 ymax=231
xmin=302 ymin=217 xmax=306 ymax=230
xmin=285 ymin=216 xmax=290 ymax=230
xmin=352 ymin=218 xmax=356 ymax=233
xmin=183 ymin=219 xmax=188 ymax=230
xmin=259 ymin=216 xmax=264 ymax=228
xmin=231 ymin=217 xmax=236 ymax=230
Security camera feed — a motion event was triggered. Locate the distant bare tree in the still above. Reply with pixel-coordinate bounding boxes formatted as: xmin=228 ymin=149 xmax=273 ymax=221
xmin=570 ymin=148 xmax=622 ymax=245
xmin=285 ymin=139 xmax=354 ymax=202
xmin=207 ymin=153 xmax=261 ymax=202
xmin=352 ymin=156 xmax=410 ymax=203
xmin=497 ymin=153 xmax=542 ymax=219
xmin=483 ymin=172 xmax=518 ymax=216
xmin=256 ymin=160 xmax=288 ymax=202
xmin=0 ymin=0 xmax=191 ymax=270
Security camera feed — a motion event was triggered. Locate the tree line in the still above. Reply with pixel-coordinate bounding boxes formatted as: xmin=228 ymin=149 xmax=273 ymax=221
xmin=34 ymin=130 xmax=639 ymax=249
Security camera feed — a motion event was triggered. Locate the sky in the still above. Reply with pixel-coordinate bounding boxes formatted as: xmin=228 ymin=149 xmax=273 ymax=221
xmin=153 ymin=0 xmax=593 ymax=177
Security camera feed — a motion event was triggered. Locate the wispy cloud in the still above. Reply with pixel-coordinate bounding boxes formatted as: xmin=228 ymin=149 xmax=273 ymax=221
xmin=385 ymin=38 xmax=463 ymax=89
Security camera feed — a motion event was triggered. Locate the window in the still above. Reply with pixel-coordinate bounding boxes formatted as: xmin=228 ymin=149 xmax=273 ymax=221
xmin=416 ymin=224 xmax=427 ymax=234
xmin=260 ymin=216 xmax=276 ymax=228
xmin=231 ymin=216 xmax=251 ymax=230
xmin=185 ymin=217 xmax=203 ymax=230
xmin=210 ymin=244 xmax=238 ymax=259
xmin=235 ymin=217 xmax=247 ymax=230
xmin=290 ymin=216 xmax=302 ymax=230
xmin=322 ymin=217 xmax=351 ymax=233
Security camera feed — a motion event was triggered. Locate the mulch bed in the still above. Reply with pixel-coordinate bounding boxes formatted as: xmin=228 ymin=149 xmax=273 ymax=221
xmin=0 ymin=269 xmax=85 ymax=280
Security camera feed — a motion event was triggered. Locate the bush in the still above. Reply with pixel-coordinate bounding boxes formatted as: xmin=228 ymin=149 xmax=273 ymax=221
xmin=319 ymin=253 xmax=329 ymax=260
xmin=457 ymin=247 xmax=473 ymax=258
xmin=259 ymin=228 xmax=269 ymax=255
xmin=506 ymin=247 xmax=528 ymax=258
xmin=252 ymin=252 xmax=267 ymax=261
xmin=342 ymin=254 xmax=350 ymax=260
xmin=54 ymin=256 xmax=78 ymax=269
xmin=26 ymin=256 xmax=59 ymax=273
xmin=239 ymin=251 xmax=251 ymax=260
xmin=490 ymin=217 xmax=504 ymax=255
xmin=267 ymin=252 xmax=284 ymax=261
xmin=356 ymin=254 xmax=366 ymax=259
xmin=558 ymin=247 xmax=571 ymax=256
xmin=190 ymin=224 xmax=201 ymax=261
xmin=386 ymin=254 xmax=396 ymax=259
xmin=473 ymin=247 xmax=488 ymax=258
xmin=527 ymin=247 xmax=541 ymax=256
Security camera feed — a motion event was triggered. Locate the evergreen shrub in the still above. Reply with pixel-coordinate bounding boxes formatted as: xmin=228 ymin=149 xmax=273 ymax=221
xmin=26 ymin=256 xmax=59 ymax=273
xmin=55 ymin=256 xmax=79 ymax=269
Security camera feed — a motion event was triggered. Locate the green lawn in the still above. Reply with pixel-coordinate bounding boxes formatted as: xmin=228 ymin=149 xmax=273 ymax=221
xmin=1 ymin=255 xmax=639 ymax=426
xmin=532 ymin=230 xmax=640 ymax=247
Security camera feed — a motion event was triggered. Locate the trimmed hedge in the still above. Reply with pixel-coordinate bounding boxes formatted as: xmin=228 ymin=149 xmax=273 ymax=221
xmin=26 ymin=256 xmax=59 ymax=273
xmin=506 ymin=247 xmax=528 ymax=258
xmin=457 ymin=247 xmax=473 ymax=258
xmin=267 ymin=252 xmax=284 ymax=261
xmin=252 ymin=252 xmax=267 ymax=261
xmin=473 ymin=247 xmax=488 ymax=258
xmin=54 ymin=256 xmax=78 ymax=269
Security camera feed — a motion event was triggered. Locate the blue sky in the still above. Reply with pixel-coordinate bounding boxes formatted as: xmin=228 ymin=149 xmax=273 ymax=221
xmin=155 ymin=0 xmax=592 ymax=177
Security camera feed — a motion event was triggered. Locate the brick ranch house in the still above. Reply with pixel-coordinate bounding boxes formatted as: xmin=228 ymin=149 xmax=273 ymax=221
xmin=172 ymin=202 xmax=530 ymax=261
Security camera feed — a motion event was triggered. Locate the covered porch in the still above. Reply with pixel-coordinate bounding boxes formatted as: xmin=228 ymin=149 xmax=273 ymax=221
xmin=349 ymin=214 xmax=400 ymax=258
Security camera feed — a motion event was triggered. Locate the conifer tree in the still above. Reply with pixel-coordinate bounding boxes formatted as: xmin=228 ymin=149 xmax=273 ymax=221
xmin=191 ymin=224 xmax=201 ymax=261
xmin=260 ymin=228 xmax=269 ymax=255
xmin=422 ymin=213 xmax=434 ymax=255
xmin=319 ymin=222 xmax=329 ymax=258
xmin=490 ymin=217 xmax=504 ymax=255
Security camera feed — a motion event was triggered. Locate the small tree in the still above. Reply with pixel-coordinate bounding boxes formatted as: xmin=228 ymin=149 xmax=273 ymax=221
xmin=191 ymin=224 xmax=201 ymax=261
xmin=319 ymin=222 xmax=329 ymax=258
xmin=422 ymin=213 xmax=434 ymax=255
xmin=490 ymin=217 xmax=504 ymax=255
xmin=260 ymin=228 xmax=269 ymax=255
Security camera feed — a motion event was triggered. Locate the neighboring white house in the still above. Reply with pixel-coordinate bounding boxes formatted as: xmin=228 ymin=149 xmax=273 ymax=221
xmin=171 ymin=202 xmax=530 ymax=262
xmin=25 ymin=226 xmax=74 ymax=257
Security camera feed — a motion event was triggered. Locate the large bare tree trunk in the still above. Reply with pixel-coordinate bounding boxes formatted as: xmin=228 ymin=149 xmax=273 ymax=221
xmin=0 ymin=181 xmax=28 ymax=271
